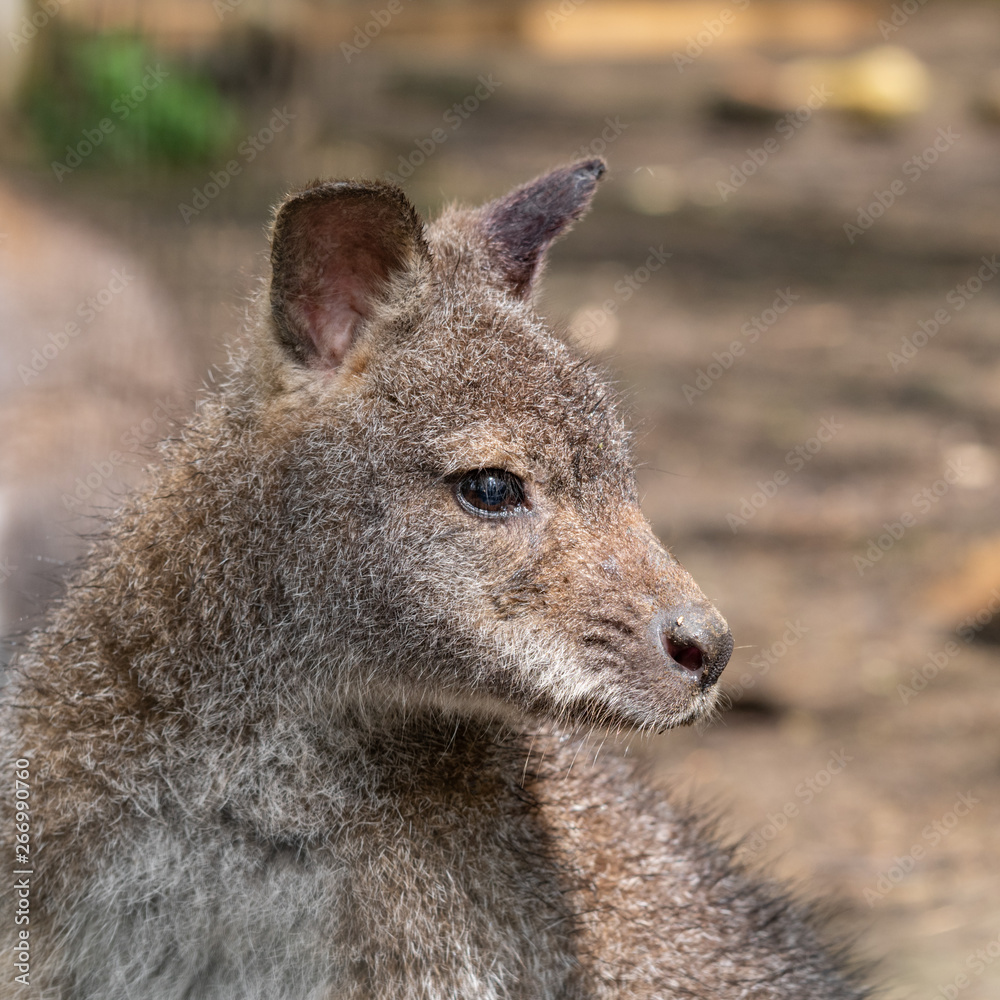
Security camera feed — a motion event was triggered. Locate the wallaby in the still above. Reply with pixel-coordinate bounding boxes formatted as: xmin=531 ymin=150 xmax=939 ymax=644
xmin=1 ymin=160 xmax=871 ymax=999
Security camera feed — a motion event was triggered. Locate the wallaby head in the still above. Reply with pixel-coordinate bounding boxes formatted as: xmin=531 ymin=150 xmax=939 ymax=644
xmin=241 ymin=158 xmax=732 ymax=734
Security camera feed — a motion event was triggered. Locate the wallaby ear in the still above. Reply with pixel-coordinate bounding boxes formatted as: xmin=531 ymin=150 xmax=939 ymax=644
xmin=269 ymin=181 xmax=428 ymax=369
xmin=480 ymin=159 xmax=606 ymax=299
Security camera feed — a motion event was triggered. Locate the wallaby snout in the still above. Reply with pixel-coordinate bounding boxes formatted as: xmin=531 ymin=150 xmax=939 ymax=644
xmin=654 ymin=600 xmax=733 ymax=689
xmin=541 ymin=515 xmax=731 ymax=732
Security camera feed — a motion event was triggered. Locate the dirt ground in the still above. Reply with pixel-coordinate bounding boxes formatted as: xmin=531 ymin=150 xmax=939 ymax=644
xmin=3 ymin=2 xmax=1000 ymax=996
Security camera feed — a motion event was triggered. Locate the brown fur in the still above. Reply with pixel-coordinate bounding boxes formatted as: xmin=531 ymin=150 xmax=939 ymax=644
xmin=0 ymin=161 xmax=870 ymax=999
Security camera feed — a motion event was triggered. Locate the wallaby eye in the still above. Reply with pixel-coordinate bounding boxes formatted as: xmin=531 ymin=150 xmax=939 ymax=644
xmin=455 ymin=469 xmax=529 ymax=518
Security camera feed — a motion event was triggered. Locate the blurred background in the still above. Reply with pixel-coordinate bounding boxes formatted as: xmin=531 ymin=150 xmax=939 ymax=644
xmin=1 ymin=0 xmax=999 ymax=995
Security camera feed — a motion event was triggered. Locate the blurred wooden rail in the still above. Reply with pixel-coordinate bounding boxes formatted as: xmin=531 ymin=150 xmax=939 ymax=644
xmin=34 ymin=0 xmax=879 ymax=52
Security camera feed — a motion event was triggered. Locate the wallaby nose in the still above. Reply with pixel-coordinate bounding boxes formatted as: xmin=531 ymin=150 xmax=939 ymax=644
xmin=653 ymin=604 xmax=733 ymax=689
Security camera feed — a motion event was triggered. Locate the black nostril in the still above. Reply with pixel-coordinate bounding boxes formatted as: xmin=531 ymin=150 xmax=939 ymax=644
xmin=665 ymin=637 xmax=704 ymax=673
xmin=654 ymin=605 xmax=733 ymax=689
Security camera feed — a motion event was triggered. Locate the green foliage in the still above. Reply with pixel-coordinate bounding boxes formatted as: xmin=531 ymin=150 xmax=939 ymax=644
xmin=25 ymin=31 xmax=241 ymax=170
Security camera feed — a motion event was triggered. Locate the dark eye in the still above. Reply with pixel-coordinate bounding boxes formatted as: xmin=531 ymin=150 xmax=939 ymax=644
xmin=455 ymin=469 xmax=529 ymax=518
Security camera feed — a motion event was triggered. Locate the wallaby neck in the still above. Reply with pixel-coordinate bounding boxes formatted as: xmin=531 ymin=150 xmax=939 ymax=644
xmin=299 ymin=704 xmax=538 ymax=798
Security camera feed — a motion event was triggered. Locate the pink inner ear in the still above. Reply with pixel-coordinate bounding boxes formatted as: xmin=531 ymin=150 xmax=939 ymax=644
xmin=272 ymin=186 xmax=420 ymax=372
xmin=294 ymin=267 xmax=374 ymax=370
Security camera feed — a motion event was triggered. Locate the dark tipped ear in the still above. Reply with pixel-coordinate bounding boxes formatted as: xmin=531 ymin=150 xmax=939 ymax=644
xmin=269 ymin=181 xmax=428 ymax=369
xmin=480 ymin=159 xmax=606 ymax=299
